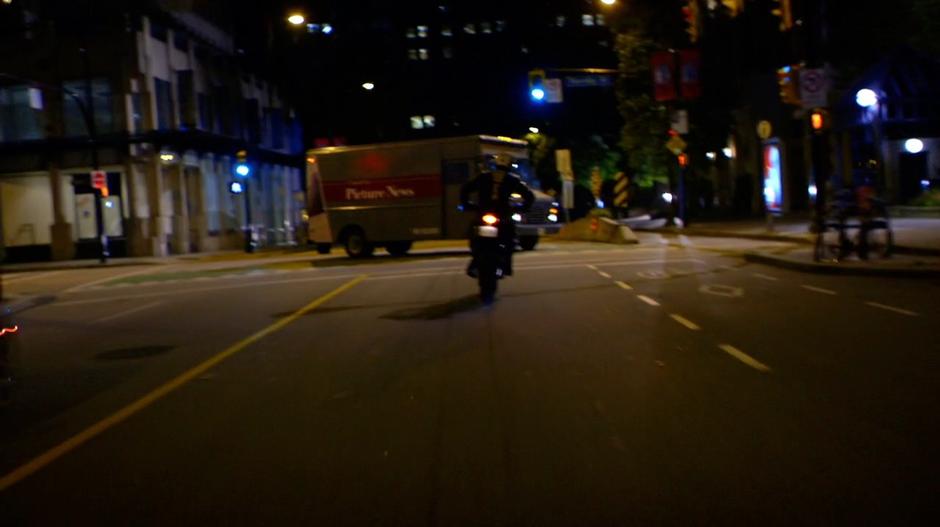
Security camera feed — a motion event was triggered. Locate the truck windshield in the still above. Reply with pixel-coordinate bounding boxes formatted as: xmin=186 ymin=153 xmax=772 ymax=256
xmin=512 ymin=158 xmax=540 ymax=190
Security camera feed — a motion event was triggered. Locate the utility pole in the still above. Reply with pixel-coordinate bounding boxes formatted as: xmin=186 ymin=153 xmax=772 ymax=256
xmin=806 ymin=0 xmax=831 ymax=233
xmin=79 ymin=45 xmax=109 ymax=263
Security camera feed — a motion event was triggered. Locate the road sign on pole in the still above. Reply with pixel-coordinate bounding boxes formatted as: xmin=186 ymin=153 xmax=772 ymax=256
xmin=800 ymin=68 xmax=828 ymax=110
xmin=544 ymin=78 xmax=564 ymax=103
xmin=614 ymin=172 xmax=629 ymax=208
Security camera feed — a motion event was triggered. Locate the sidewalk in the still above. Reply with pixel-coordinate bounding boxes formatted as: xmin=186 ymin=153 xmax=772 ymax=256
xmin=635 ymin=217 xmax=940 ymax=255
xmin=0 ymin=239 xmax=473 ymax=274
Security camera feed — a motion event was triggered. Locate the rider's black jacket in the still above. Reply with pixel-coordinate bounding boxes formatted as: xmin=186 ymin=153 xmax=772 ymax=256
xmin=459 ymin=170 xmax=535 ymax=219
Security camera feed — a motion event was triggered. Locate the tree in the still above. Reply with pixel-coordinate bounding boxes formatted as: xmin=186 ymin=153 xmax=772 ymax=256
xmin=610 ymin=0 xmax=687 ymax=189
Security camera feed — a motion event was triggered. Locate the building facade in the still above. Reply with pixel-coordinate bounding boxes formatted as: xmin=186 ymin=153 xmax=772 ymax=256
xmin=282 ymin=0 xmax=619 ymax=146
xmin=0 ymin=0 xmax=304 ymax=262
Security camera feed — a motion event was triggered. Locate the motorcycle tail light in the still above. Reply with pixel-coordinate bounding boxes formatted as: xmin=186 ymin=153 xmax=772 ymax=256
xmin=482 ymin=214 xmax=499 ymax=225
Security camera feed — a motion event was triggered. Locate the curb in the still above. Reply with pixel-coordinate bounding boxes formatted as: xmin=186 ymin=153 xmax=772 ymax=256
xmin=0 ymin=261 xmax=166 ymax=274
xmin=638 ymin=227 xmax=940 ymax=256
xmin=1 ymin=295 xmax=57 ymax=315
xmin=744 ymin=252 xmax=940 ymax=278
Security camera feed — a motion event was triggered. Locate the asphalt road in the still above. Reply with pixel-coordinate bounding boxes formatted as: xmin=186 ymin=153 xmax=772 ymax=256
xmin=1 ymin=235 xmax=938 ymax=525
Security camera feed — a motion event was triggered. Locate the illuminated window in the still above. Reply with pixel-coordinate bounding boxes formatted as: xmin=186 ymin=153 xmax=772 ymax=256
xmin=582 ymin=14 xmax=595 ymax=26
xmin=423 ymin=115 xmax=436 ymax=128
xmin=418 ymin=48 xmax=429 ymax=60
xmin=481 ymin=22 xmax=492 ymax=34
xmin=464 ymin=23 xmax=476 ymax=35
xmin=496 ymin=20 xmax=507 ymax=32
xmin=417 ymin=25 xmax=429 ymax=38
xmin=441 ymin=26 xmax=453 ymax=37
xmin=408 ymin=49 xmax=418 ymax=60
xmin=410 ymin=116 xmax=424 ymax=129
xmin=556 ymin=15 xmax=566 ymax=27
xmin=596 ymin=14 xmax=606 ymax=26
xmin=405 ymin=27 xmax=416 ymax=39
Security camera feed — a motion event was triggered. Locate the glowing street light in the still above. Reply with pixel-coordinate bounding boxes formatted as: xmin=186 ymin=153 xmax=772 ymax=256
xmin=600 ymin=0 xmax=618 ymax=5
xmin=856 ymin=88 xmax=878 ymax=108
xmin=529 ymin=127 xmax=540 ymax=134
xmin=362 ymin=82 xmax=375 ymax=91
xmin=905 ymin=138 xmax=925 ymax=154
xmin=287 ymin=13 xmax=306 ymax=26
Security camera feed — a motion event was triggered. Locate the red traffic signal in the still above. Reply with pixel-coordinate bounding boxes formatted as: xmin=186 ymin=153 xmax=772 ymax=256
xmin=810 ymin=109 xmax=829 ymax=132
xmin=677 ymin=153 xmax=690 ymax=168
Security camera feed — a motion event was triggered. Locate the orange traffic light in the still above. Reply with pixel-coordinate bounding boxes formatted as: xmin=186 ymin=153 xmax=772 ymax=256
xmin=678 ymin=153 xmax=690 ymax=168
xmin=810 ymin=109 xmax=828 ymax=132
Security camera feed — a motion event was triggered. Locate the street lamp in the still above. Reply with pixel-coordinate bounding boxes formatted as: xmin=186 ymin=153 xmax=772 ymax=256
xmin=529 ymin=127 xmax=540 ymax=134
xmin=362 ymin=82 xmax=375 ymax=91
xmin=600 ymin=0 xmax=618 ymax=5
xmin=287 ymin=13 xmax=306 ymax=26
xmin=856 ymin=88 xmax=878 ymax=108
xmin=905 ymin=138 xmax=924 ymax=154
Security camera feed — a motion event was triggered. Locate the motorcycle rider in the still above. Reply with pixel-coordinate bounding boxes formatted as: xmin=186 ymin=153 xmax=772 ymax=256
xmin=459 ymin=153 xmax=535 ymax=277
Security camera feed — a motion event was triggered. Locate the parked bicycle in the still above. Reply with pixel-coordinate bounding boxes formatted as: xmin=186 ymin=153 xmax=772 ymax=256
xmin=814 ymin=187 xmax=894 ymax=262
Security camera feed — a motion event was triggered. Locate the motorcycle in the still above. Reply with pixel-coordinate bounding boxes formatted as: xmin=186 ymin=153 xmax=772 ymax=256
xmin=469 ymin=212 xmax=509 ymax=304
xmin=0 ymin=308 xmax=20 ymax=406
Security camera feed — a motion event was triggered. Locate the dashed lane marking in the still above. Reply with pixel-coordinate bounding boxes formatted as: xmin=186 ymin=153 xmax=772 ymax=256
xmin=670 ymin=314 xmax=701 ymax=331
xmin=801 ymin=285 xmax=837 ymax=296
xmin=719 ymin=344 xmax=772 ymax=373
xmin=615 ymin=281 xmax=633 ymax=291
xmin=587 ymin=265 xmax=598 ymax=271
xmin=866 ymin=302 xmax=919 ymax=317
xmin=753 ymin=273 xmax=779 ymax=281
xmin=598 ymin=271 xmax=612 ymax=279
xmin=637 ymin=295 xmax=660 ymax=307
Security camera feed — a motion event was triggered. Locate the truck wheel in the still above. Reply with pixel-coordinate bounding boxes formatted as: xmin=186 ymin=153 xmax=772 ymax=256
xmin=386 ymin=241 xmax=413 ymax=257
xmin=316 ymin=243 xmax=332 ymax=255
xmin=519 ymin=236 xmax=539 ymax=251
xmin=344 ymin=229 xmax=374 ymax=258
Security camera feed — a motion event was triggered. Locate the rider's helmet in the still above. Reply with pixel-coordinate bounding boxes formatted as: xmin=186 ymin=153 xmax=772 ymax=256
xmin=491 ymin=153 xmax=514 ymax=171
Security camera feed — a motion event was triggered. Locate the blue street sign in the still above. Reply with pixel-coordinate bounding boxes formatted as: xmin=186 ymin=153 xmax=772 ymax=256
xmin=564 ymin=75 xmax=614 ymax=89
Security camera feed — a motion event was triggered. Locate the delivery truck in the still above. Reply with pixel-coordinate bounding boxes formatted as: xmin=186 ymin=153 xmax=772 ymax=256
xmin=306 ymin=135 xmax=562 ymax=257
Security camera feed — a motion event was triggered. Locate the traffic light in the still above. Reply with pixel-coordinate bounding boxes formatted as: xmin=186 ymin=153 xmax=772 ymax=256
xmin=721 ymin=0 xmax=744 ymax=17
xmin=810 ymin=109 xmax=830 ymax=133
xmin=771 ymin=0 xmax=794 ymax=31
xmin=776 ymin=65 xmax=801 ymax=106
xmin=682 ymin=0 xmax=700 ymax=43
xmin=677 ymin=153 xmax=690 ymax=168
xmin=528 ymin=69 xmax=546 ymax=102
xmin=234 ymin=150 xmax=251 ymax=177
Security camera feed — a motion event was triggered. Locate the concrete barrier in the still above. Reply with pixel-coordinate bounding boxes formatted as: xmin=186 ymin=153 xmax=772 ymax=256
xmin=556 ymin=217 xmax=639 ymax=245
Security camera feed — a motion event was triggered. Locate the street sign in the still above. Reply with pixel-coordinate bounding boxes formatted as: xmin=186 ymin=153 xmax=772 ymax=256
xmin=544 ymin=78 xmax=564 ymax=103
xmin=757 ymin=120 xmax=773 ymax=140
xmin=591 ymin=167 xmax=602 ymax=198
xmin=555 ymin=149 xmax=573 ymax=181
xmin=564 ymin=75 xmax=614 ymax=88
xmin=800 ymin=68 xmax=828 ymax=110
xmin=614 ymin=172 xmax=629 ymax=208
xmin=666 ymin=135 xmax=687 ymax=156
xmin=671 ymin=110 xmax=689 ymax=135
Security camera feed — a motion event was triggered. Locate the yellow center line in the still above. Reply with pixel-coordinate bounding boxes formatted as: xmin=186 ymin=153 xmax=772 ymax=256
xmin=718 ymin=344 xmax=772 ymax=373
xmin=615 ymin=281 xmax=633 ymax=290
xmin=0 ymin=275 xmax=368 ymax=493
xmin=598 ymin=271 xmax=612 ymax=279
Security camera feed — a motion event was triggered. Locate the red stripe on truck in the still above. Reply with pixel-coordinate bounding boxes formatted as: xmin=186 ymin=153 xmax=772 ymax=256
xmin=323 ymin=175 xmax=442 ymax=203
